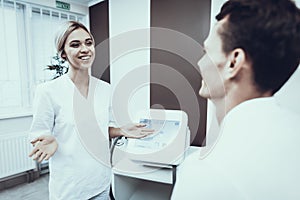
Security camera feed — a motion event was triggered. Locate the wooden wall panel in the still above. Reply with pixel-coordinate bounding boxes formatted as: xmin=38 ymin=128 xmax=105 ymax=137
xmin=89 ymin=0 xmax=110 ymax=83
xmin=151 ymin=0 xmax=211 ymax=146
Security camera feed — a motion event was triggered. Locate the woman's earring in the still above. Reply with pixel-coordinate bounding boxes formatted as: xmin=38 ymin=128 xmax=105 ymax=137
xmin=61 ymin=54 xmax=66 ymax=61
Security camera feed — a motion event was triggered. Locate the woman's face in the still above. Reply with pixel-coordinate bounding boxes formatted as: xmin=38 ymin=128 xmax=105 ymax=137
xmin=62 ymin=28 xmax=95 ymax=70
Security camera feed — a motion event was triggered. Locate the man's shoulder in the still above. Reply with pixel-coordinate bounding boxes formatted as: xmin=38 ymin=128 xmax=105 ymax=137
xmin=227 ymin=97 xmax=298 ymax=120
xmin=224 ymin=97 xmax=277 ymax=123
xmin=221 ymin=96 xmax=300 ymax=139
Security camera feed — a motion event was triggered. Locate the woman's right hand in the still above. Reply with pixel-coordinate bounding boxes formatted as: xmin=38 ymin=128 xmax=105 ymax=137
xmin=29 ymin=135 xmax=58 ymax=163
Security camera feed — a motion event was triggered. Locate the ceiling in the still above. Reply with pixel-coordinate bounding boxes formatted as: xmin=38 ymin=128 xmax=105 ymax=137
xmin=67 ymin=0 xmax=104 ymax=7
xmin=66 ymin=0 xmax=300 ymax=7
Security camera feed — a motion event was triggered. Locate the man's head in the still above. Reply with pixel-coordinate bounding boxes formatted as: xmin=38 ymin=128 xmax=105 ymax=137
xmin=216 ymin=0 xmax=300 ymax=94
xmin=198 ymin=0 xmax=300 ymax=102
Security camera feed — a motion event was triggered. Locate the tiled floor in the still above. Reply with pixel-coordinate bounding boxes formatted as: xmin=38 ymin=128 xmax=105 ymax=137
xmin=0 ymin=174 xmax=49 ymax=200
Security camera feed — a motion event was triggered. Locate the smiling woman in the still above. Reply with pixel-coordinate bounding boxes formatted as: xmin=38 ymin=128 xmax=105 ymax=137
xmin=28 ymin=21 xmax=154 ymax=200
xmin=28 ymin=21 xmax=112 ymax=200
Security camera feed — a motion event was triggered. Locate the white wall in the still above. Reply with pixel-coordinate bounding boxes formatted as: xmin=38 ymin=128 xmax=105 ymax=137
xmin=109 ymin=0 xmax=150 ymax=126
xmin=275 ymin=0 xmax=300 ymax=113
xmin=205 ymin=0 xmax=226 ymax=146
xmin=0 ymin=117 xmax=33 ymax=136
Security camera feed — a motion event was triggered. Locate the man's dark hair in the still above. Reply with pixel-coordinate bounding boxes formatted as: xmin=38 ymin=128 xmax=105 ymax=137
xmin=216 ymin=0 xmax=300 ymax=93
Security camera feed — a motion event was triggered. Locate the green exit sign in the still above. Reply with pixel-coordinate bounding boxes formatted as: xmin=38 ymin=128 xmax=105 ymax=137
xmin=56 ymin=1 xmax=70 ymax=11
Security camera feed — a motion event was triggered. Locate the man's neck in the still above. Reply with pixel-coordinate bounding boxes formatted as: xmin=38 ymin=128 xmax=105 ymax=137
xmin=211 ymin=86 xmax=272 ymax=124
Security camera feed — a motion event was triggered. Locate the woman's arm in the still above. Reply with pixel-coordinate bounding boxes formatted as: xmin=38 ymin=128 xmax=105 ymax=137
xmin=28 ymin=85 xmax=58 ymax=163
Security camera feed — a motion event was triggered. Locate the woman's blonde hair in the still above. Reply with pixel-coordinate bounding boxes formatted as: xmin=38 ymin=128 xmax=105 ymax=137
xmin=55 ymin=20 xmax=94 ymax=59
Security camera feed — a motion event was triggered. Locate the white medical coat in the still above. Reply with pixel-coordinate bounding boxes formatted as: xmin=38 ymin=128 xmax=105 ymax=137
xmin=29 ymin=74 xmax=112 ymax=200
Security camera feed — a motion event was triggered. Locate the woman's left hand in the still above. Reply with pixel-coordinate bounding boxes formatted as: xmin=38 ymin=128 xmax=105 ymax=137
xmin=120 ymin=123 xmax=155 ymax=139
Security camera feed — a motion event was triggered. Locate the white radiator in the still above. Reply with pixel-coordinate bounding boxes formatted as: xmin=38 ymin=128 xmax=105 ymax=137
xmin=0 ymin=132 xmax=36 ymax=179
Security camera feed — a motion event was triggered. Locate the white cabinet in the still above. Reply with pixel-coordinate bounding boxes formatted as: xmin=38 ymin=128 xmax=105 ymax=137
xmin=112 ymin=158 xmax=176 ymax=200
xmin=112 ymin=147 xmax=199 ymax=200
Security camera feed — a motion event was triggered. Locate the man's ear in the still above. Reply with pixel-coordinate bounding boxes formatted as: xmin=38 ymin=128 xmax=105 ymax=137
xmin=226 ymin=48 xmax=246 ymax=79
